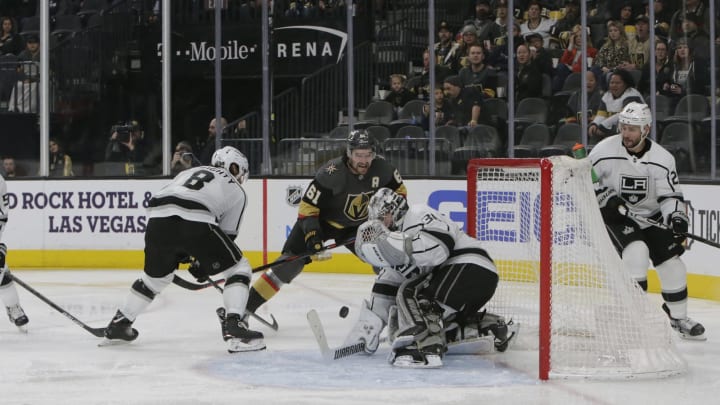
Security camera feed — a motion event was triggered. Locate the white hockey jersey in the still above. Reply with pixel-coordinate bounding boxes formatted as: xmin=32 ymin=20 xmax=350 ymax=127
xmin=397 ymin=204 xmax=496 ymax=275
xmin=147 ymin=166 xmax=247 ymax=237
xmin=0 ymin=175 xmax=8 ymax=241
xmin=588 ymin=135 xmax=684 ymax=224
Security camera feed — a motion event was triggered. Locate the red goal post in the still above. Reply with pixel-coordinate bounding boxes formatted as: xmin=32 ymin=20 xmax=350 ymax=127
xmin=466 ymin=157 xmax=686 ymax=380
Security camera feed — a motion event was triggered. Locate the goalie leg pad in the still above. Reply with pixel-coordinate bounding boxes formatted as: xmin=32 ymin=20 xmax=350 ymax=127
xmin=342 ymin=299 xmax=387 ymax=354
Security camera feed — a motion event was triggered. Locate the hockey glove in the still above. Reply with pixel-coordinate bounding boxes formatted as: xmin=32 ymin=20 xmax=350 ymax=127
xmin=596 ymin=187 xmax=627 ymax=224
xmin=304 ymin=229 xmax=324 ymax=253
xmin=669 ymin=211 xmax=689 ymax=244
xmin=0 ymin=243 xmax=6 ymax=268
xmin=187 ymin=260 xmax=207 ymax=282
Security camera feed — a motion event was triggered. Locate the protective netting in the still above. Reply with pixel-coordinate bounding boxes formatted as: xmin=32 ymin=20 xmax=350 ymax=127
xmin=469 ymin=156 xmax=686 ymax=379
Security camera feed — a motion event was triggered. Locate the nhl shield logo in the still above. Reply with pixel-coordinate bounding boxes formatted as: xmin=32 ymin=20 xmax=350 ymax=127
xmin=286 ymin=186 xmax=303 ymax=206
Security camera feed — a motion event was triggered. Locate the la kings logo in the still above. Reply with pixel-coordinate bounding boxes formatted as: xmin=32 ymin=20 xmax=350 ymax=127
xmin=620 ymin=175 xmax=648 ymax=205
xmin=286 ymin=186 xmax=303 ymax=206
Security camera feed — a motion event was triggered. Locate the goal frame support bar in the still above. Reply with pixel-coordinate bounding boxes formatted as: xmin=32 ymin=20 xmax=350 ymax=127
xmin=467 ymin=158 xmax=553 ymax=380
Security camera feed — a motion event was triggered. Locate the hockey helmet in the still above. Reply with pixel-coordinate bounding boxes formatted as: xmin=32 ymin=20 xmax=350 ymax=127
xmin=346 ymin=129 xmax=376 ymax=158
xmin=211 ymin=146 xmax=249 ymax=184
xmin=619 ymin=102 xmax=652 ymax=138
xmin=368 ymin=188 xmax=408 ymax=231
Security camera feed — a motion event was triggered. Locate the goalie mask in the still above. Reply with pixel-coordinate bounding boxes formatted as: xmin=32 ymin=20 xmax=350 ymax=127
xmin=211 ymin=146 xmax=250 ymax=184
xmin=368 ymin=188 xmax=408 ymax=231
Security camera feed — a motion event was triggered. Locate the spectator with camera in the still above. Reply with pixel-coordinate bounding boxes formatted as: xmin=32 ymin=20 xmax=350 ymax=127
xmin=104 ymin=120 xmax=149 ymax=176
xmin=170 ymin=141 xmax=196 ymax=176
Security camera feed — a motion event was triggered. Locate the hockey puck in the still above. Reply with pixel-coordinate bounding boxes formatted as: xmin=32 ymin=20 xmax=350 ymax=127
xmin=339 ymin=306 xmax=350 ymax=318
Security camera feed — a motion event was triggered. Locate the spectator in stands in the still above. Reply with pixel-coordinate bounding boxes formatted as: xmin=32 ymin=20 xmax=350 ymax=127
xmin=1 ymin=156 xmax=22 ymax=177
xmin=520 ymin=1 xmax=556 ymax=48
xmin=442 ymin=75 xmax=483 ymax=129
xmin=434 ymin=21 xmax=460 ymax=71
xmin=552 ymin=25 xmax=597 ymax=92
xmin=550 ymin=0 xmax=581 ymax=42
xmin=0 ymin=16 xmax=22 ymax=56
xmin=465 ymin=0 xmax=503 ymax=48
xmin=456 ymin=24 xmax=482 ymax=69
xmin=638 ymin=39 xmax=672 ymax=95
xmin=621 ymin=14 xmax=652 ymax=72
xmin=677 ymin=12 xmax=711 ymax=60
xmin=525 ymin=32 xmax=554 ymax=79
xmin=661 ymin=38 xmax=708 ymax=110
xmin=650 ymin=0 xmax=673 ymax=39
xmin=588 ymin=69 xmax=643 ymax=142
xmin=616 ymin=2 xmax=637 ymax=35
xmin=564 ymin=70 xmax=603 ymax=125
xmin=8 ymin=34 xmax=39 ymax=113
xmin=592 ymin=20 xmax=631 ymax=89
xmin=494 ymin=0 xmax=510 ymax=38
xmin=487 ymin=22 xmax=525 ymax=71
xmin=669 ymin=0 xmax=710 ymax=41
xmin=170 ymin=140 xmax=196 ymax=176
xmin=420 ymin=86 xmax=450 ymax=130
xmin=49 ymin=137 xmax=74 ymax=177
xmin=384 ymin=74 xmax=415 ymax=114
xmin=407 ymin=49 xmax=452 ymax=101
xmin=514 ymin=43 xmax=543 ymax=103
xmin=104 ymin=120 xmax=150 ymax=176
xmin=197 ymin=116 xmax=226 ymax=165
xmin=458 ymin=44 xmax=498 ymax=98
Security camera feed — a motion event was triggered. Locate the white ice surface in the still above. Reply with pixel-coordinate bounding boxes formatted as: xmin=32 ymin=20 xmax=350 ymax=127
xmin=1 ymin=270 xmax=719 ymax=405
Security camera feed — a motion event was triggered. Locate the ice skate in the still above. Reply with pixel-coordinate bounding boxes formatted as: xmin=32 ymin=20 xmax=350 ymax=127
xmin=6 ymin=304 xmax=28 ymax=332
xmin=223 ymin=313 xmax=266 ymax=353
xmin=389 ymin=343 xmax=444 ymax=369
xmin=101 ymin=310 xmax=138 ymax=346
xmin=662 ymin=304 xmax=706 ymax=341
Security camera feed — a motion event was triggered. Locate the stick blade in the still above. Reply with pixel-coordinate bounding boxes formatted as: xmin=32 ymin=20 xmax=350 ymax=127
xmin=306 ymin=309 xmax=332 ymax=361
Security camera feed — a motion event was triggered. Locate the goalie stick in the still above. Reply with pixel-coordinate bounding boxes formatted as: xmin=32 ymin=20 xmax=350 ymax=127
xmin=172 ymin=274 xmax=279 ymax=331
xmin=619 ymin=207 xmax=720 ymax=249
xmin=6 ymin=270 xmax=106 ymax=338
xmin=306 ymin=309 xmax=387 ymax=360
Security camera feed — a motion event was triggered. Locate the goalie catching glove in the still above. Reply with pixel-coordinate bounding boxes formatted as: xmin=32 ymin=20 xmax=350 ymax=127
xmin=356 ymin=219 xmax=413 ymax=269
xmin=596 ymin=187 xmax=627 ymax=224
xmin=669 ymin=211 xmax=689 ymax=243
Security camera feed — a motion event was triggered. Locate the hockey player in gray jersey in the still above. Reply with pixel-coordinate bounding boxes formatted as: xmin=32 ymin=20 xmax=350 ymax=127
xmin=346 ymin=188 xmax=516 ymax=368
xmin=0 ymin=174 xmax=29 ymax=331
xmin=589 ymin=101 xmax=705 ymax=340
xmin=104 ymin=146 xmax=265 ymax=352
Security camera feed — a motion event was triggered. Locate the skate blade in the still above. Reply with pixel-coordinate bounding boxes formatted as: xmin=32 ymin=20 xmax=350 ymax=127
xmin=98 ymin=338 xmax=135 ymax=347
xmin=677 ymin=332 xmax=707 ymax=341
xmin=392 ymin=354 xmax=443 ymax=369
xmin=227 ymin=338 xmax=266 ymax=353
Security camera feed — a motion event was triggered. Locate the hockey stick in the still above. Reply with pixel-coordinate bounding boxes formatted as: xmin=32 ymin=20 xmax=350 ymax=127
xmin=251 ymin=237 xmax=356 ymax=274
xmin=6 ymin=270 xmax=106 ymax=337
xmin=306 ymin=309 xmax=388 ymax=360
xmin=620 ymin=208 xmax=720 ymax=249
xmin=172 ymin=274 xmax=225 ymax=291
xmin=173 ymin=273 xmax=279 ymax=331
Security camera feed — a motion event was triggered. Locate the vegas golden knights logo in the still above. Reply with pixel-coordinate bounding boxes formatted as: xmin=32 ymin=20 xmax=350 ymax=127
xmin=343 ymin=192 xmax=373 ymax=221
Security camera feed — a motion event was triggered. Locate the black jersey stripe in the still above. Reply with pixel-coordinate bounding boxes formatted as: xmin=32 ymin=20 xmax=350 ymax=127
xmin=450 ymin=247 xmax=492 ymax=260
xmin=149 ymin=196 xmax=211 ymax=212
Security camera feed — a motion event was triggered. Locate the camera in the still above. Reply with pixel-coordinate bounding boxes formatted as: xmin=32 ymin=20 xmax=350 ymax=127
xmin=112 ymin=124 xmax=134 ymax=143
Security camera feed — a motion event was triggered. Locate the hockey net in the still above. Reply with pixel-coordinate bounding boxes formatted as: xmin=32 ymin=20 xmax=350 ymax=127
xmin=467 ymin=156 xmax=686 ymax=380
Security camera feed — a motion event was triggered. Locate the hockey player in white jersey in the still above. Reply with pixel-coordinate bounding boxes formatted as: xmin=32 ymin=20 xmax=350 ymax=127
xmin=589 ymin=101 xmax=705 ymax=340
xmin=104 ymin=146 xmax=265 ymax=352
xmin=0 ymin=174 xmax=29 ymax=331
xmin=346 ymin=188 xmax=516 ymax=368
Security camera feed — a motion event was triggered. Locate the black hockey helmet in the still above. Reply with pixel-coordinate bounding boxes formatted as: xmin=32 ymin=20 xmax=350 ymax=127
xmin=346 ymin=129 xmax=376 ymax=157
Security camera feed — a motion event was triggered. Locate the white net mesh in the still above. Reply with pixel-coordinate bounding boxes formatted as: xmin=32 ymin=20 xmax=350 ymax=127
xmin=469 ymin=156 xmax=686 ymax=379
